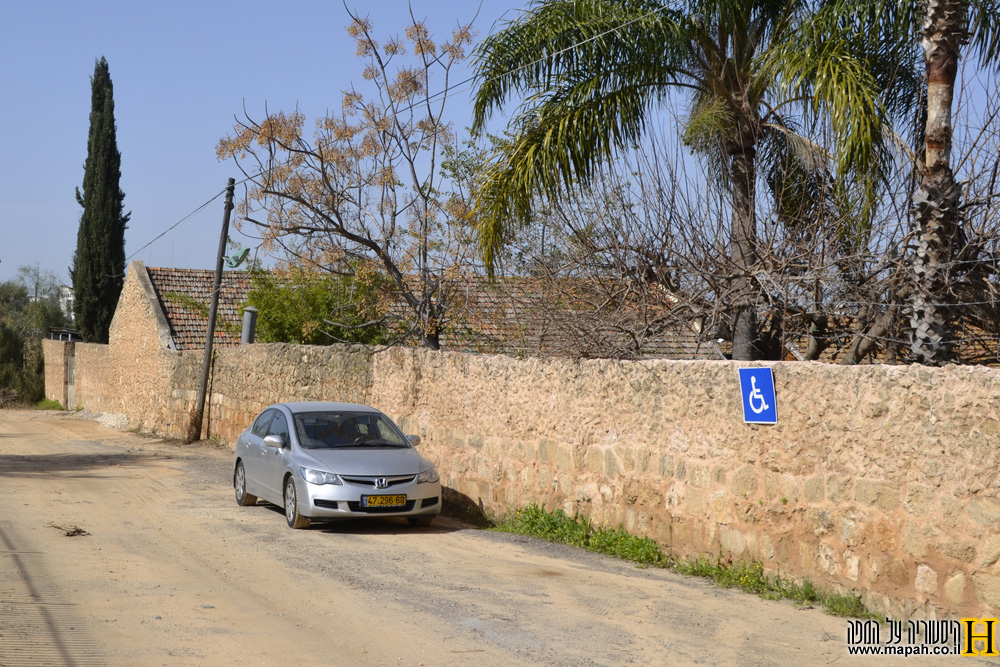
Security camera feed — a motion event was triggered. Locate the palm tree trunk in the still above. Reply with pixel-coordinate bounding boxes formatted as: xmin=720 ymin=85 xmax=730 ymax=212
xmin=730 ymin=144 xmax=760 ymax=361
xmin=910 ymin=0 xmax=967 ymax=365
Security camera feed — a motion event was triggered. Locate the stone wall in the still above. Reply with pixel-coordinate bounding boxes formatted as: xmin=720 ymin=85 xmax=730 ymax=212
xmin=372 ymin=348 xmax=1000 ymax=621
xmin=42 ymin=339 xmax=72 ymax=408
xmin=43 ymin=264 xmax=1000 ymax=620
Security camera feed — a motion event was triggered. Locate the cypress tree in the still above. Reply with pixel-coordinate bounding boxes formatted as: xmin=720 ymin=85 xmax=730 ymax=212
xmin=71 ymin=56 xmax=129 ymax=343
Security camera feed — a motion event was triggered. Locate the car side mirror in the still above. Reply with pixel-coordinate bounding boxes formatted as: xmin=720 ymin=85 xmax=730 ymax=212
xmin=406 ymin=434 xmax=421 ymax=447
xmin=263 ymin=434 xmax=284 ymax=449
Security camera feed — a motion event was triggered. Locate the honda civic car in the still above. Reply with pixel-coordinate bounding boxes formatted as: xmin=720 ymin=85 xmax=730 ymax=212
xmin=232 ymin=402 xmax=441 ymax=528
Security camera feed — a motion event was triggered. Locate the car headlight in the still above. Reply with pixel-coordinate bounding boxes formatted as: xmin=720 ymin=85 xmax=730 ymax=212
xmin=300 ymin=467 xmax=343 ymax=485
xmin=416 ymin=467 xmax=439 ymax=484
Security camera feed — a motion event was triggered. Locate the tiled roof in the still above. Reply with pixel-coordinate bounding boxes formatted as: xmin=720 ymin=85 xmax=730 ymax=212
xmin=143 ymin=265 xmax=725 ymax=359
xmin=391 ymin=275 xmax=727 ymax=360
xmin=145 ymin=266 xmax=253 ymax=350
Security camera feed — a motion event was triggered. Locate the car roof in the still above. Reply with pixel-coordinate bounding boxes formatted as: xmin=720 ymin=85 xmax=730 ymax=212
xmin=275 ymin=401 xmax=382 ymax=414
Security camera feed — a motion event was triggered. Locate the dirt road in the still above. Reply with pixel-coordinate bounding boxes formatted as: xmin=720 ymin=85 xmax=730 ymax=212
xmin=0 ymin=410 xmax=948 ymax=666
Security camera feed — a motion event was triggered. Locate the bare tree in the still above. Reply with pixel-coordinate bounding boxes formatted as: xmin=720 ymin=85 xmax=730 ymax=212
xmin=217 ymin=11 xmax=476 ymax=350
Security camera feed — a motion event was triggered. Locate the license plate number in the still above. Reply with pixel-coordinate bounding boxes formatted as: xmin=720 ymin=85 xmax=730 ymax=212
xmin=362 ymin=494 xmax=406 ymax=508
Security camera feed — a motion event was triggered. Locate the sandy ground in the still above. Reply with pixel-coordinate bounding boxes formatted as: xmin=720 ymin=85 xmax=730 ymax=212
xmin=0 ymin=409 xmax=969 ymax=666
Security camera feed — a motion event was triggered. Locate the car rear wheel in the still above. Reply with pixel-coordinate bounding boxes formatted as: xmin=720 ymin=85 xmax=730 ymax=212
xmin=407 ymin=516 xmax=434 ymax=528
xmin=234 ymin=461 xmax=258 ymax=506
xmin=284 ymin=477 xmax=310 ymax=529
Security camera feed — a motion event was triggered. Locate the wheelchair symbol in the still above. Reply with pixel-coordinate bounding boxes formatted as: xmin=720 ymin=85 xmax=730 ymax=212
xmin=748 ymin=376 xmax=769 ymax=414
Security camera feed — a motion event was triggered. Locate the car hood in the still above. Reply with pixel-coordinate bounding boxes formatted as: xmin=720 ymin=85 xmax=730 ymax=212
xmin=297 ymin=446 xmax=431 ymax=476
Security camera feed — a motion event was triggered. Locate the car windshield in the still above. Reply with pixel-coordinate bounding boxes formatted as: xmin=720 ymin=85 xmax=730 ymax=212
xmin=293 ymin=411 xmax=410 ymax=449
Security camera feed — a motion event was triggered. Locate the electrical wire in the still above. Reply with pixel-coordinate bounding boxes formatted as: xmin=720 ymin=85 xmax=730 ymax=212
xmin=121 ymin=6 xmax=666 ymax=273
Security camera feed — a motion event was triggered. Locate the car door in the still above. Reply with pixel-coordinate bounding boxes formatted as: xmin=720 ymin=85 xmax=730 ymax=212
xmin=259 ymin=409 xmax=291 ymax=501
xmin=242 ymin=409 xmax=275 ymax=499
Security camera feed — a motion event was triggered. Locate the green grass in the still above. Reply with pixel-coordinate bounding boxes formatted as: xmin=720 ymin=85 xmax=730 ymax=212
xmin=493 ymin=504 xmax=669 ymax=566
xmin=35 ymin=398 xmax=63 ymax=410
xmin=491 ymin=503 xmax=881 ymax=620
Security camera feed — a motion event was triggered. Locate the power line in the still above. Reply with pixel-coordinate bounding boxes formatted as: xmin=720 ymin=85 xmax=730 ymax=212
xmin=124 ymin=189 xmax=226 ymax=267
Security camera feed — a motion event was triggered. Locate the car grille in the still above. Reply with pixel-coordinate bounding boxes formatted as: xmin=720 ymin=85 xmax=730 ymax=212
xmin=341 ymin=475 xmax=415 ymax=489
xmin=313 ymin=499 xmax=339 ymax=509
xmin=347 ymin=500 xmax=417 ymax=513
xmin=420 ymin=497 xmax=439 ymax=508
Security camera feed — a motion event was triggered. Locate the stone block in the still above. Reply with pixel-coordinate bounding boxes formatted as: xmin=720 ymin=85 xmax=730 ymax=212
xmin=600 ymin=484 xmax=615 ymax=504
xmin=635 ymin=447 xmax=651 ymax=474
xmin=710 ymin=490 xmax=732 ymax=524
xmin=555 ymin=445 xmax=572 ymax=472
xmin=804 ymin=475 xmax=824 ymax=503
xmin=915 ymin=565 xmax=938 ymax=595
xmin=623 ymin=479 xmax=640 ymax=505
xmin=887 ymin=561 xmax=909 ymax=587
xmin=973 ymin=573 xmax=1000 ymax=608
xmin=657 ymin=453 xmax=674 ymax=478
xmin=872 ymin=518 xmax=898 ymax=553
xmin=839 ymin=510 xmax=861 ymax=548
xmin=844 ymin=551 xmax=860 ymax=582
xmin=938 ymin=539 xmax=976 ymax=564
xmin=904 ymin=485 xmax=937 ymax=516
xmin=689 ymin=464 xmax=710 ymax=489
xmin=971 ymin=498 xmax=1000 ymax=526
xmin=944 ymin=572 xmax=968 ymax=606
xmin=685 ymin=488 xmax=708 ymax=515
xmin=827 ymin=474 xmax=851 ymax=503
xmin=538 ymin=439 xmax=550 ymax=463
xmin=807 ymin=508 xmax=834 ymax=537
xmin=763 ymin=474 xmax=779 ymax=499
xmin=902 ymin=523 xmax=928 ymax=558
xmin=604 ymin=450 xmax=620 ymax=477
xmin=855 ymin=479 xmax=900 ymax=511
xmin=818 ymin=545 xmax=838 ymax=575
xmin=616 ymin=445 xmax=635 ymax=472
xmin=730 ymin=466 xmax=757 ymax=497
xmin=758 ymin=534 xmax=775 ymax=561
xmin=721 ymin=527 xmax=746 ymax=556
xmin=981 ymin=535 xmax=1000 ymax=567
xmin=869 ymin=556 xmax=883 ymax=584
xmin=587 ymin=447 xmax=603 ymax=475
xmin=779 ymin=475 xmax=799 ymax=503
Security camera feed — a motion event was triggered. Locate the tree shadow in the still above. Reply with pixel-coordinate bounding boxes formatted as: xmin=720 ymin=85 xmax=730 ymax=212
xmin=0 ymin=451 xmax=166 ymax=478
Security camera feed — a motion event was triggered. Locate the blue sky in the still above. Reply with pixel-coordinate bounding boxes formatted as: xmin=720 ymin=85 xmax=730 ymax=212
xmin=0 ymin=0 xmax=525 ymax=285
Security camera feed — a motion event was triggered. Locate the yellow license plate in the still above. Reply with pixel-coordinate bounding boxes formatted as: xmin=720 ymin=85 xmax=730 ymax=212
xmin=362 ymin=494 xmax=406 ymax=508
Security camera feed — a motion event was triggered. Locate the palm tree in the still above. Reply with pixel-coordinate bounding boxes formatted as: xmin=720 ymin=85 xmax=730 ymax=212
xmin=910 ymin=0 xmax=1000 ymax=364
xmin=472 ymin=0 xmax=919 ymax=360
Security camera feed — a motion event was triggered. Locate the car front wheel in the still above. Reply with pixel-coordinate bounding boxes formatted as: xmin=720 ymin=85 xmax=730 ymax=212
xmin=234 ymin=461 xmax=258 ymax=507
xmin=284 ymin=477 xmax=310 ymax=529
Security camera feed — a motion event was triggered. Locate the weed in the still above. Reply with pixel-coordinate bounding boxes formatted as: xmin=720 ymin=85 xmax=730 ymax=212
xmin=491 ymin=504 xmax=881 ymax=620
xmin=823 ymin=592 xmax=882 ymax=621
xmin=36 ymin=398 xmax=63 ymax=410
xmin=492 ymin=504 xmax=670 ymax=566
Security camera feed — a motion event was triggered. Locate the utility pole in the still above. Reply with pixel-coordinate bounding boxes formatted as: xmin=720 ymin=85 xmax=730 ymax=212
xmin=185 ymin=178 xmax=235 ymax=444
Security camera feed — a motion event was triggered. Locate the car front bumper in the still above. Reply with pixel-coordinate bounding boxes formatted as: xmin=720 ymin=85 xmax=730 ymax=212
xmin=298 ymin=476 xmax=442 ymax=520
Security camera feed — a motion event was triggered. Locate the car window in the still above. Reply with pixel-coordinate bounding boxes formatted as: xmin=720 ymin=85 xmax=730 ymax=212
xmin=294 ymin=411 xmax=409 ymax=449
xmin=268 ymin=411 xmax=290 ymax=446
xmin=251 ymin=410 xmax=274 ymax=438
xmin=374 ymin=416 xmax=405 ymax=445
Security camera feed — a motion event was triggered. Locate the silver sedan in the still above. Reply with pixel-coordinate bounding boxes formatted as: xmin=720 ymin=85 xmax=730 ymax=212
xmin=232 ymin=402 xmax=441 ymax=528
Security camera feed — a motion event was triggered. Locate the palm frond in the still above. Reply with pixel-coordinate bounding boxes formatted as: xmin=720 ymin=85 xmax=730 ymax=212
xmin=969 ymin=0 xmax=1000 ymax=70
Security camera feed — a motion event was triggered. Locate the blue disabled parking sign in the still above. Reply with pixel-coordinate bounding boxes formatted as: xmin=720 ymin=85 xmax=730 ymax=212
xmin=738 ymin=368 xmax=777 ymax=424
